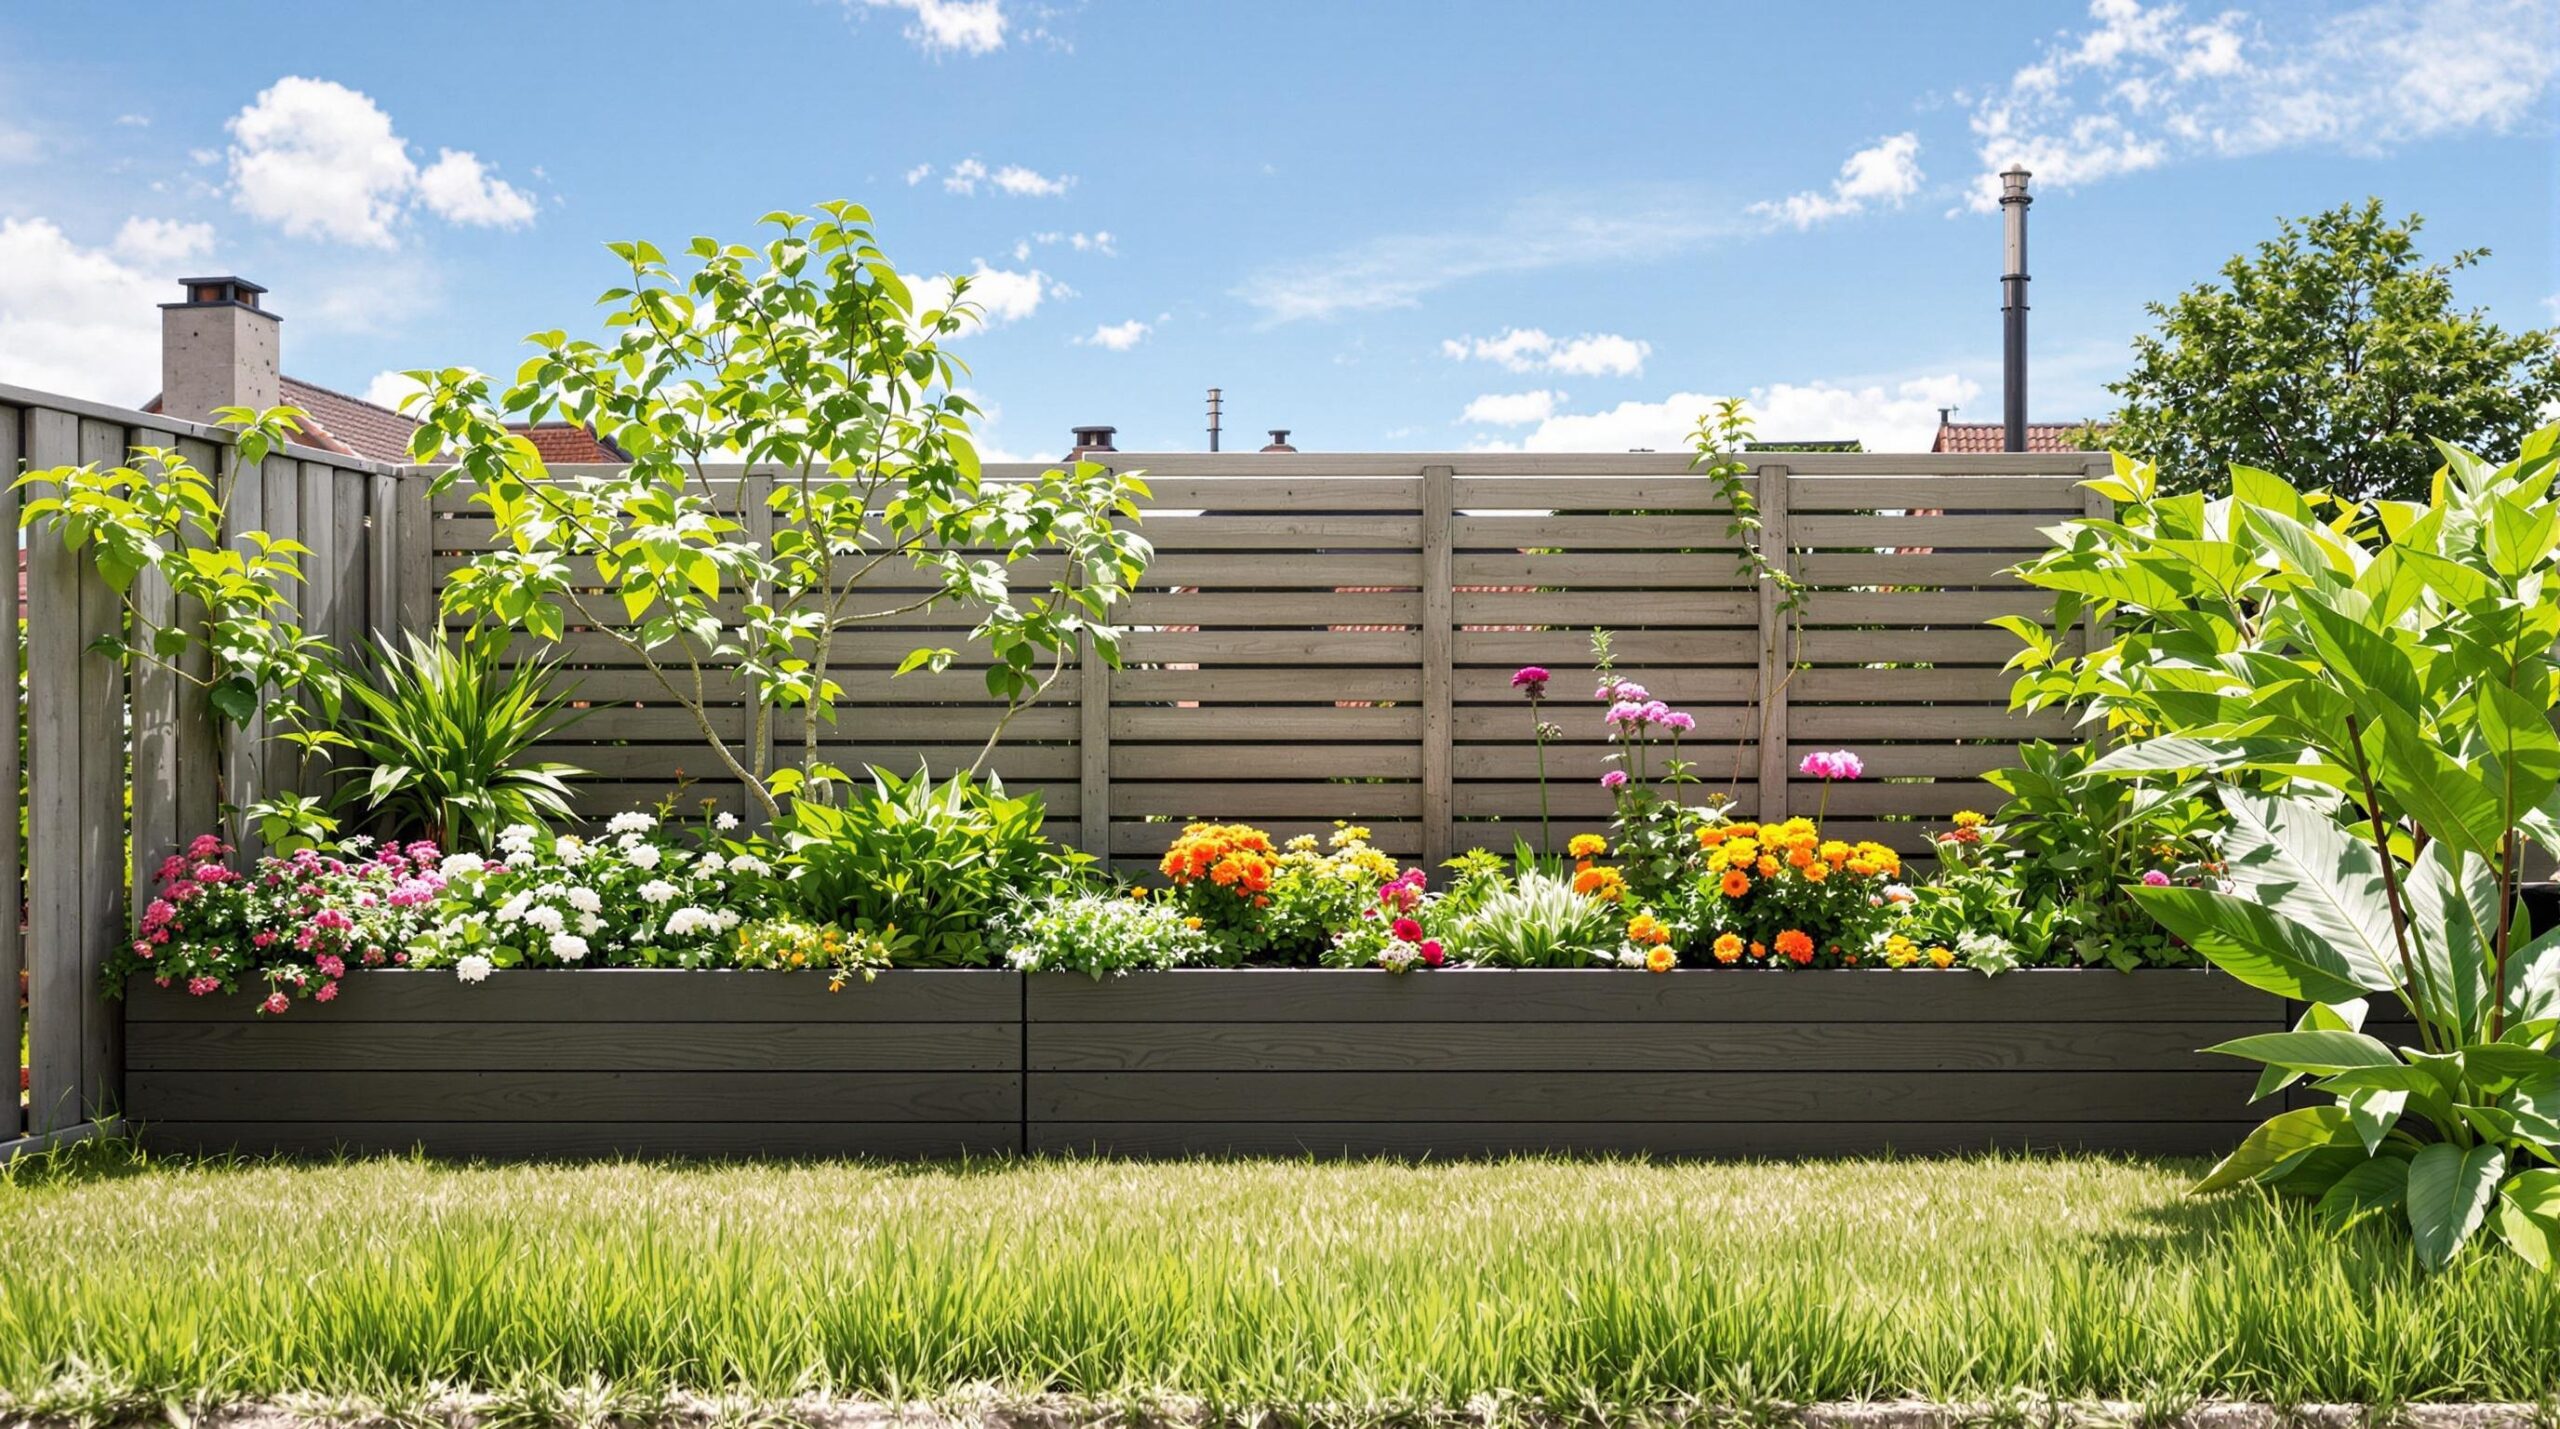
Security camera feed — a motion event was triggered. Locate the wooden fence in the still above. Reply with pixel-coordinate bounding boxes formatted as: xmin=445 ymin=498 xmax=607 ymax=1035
xmin=0 ymin=382 xmax=424 ymax=1150
xmin=430 ymin=452 xmax=2109 ymax=875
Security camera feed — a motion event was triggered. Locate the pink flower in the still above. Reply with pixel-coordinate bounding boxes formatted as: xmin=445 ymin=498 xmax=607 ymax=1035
xmin=1660 ymin=710 xmax=1696 ymax=734
xmin=1512 ymin=666 xmax=1551 ymax=697
xmin=1392 ymin=917 xmax=1425 ymax=942
xmin=186 ymin=976 xmax=222 ymax=997
xmin=1600 ymin=770 xmax=1630 ymax=790
xmin=1798 ymin=749 xmax=1865 ymax=781
xmin=1606 ymin=700 xmax=1649 ymax=727
xmin=259 ymin=991 xmax=290 ymax=1016
xmin=2141 ymin=870 xmax=2172 ymax=887
xmin=314 ymin=980 xmax=339 ymax=1004
xmin=315 ymin=954 xmax=346 ymax=979
xmin=1419 ymin=940 xmax=1445 ymax=968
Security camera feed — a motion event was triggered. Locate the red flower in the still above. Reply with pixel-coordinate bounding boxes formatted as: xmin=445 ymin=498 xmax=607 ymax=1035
xmin=1391 ymin=917 xmax=1424 ymax=942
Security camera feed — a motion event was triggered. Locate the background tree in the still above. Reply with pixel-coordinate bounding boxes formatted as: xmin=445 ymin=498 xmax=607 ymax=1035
xmin=2100 ymin=200 xmax=2560 ymax=502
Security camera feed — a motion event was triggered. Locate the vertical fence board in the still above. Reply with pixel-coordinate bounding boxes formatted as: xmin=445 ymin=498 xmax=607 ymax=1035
xmin=368 ymin=470 xmax=399 ymax=646
xmin=1752 ymin=465 xmax=1793 ymax=821
xmin=22 ymin=407 xmax=81 ymax=1131
xmin=397 ymin=471 xmax=432 ymax=636
xmin=1078 ymin=625 xmax=1110 ymax=862
xmin=335 ymin=467 xmax=368 ymax=656
xmin=172 ymin=437 xmax=222 ymax=843
xmin=0 ymin=405 xmax=20 ymax=1141
xmin=1420 ymin=465 xmax=1454 ymax=868
xmin=74 ymin=418 xmax=127 ymax=1117
xmin=296 ymin=461 xmax=337 ymax=800
xmin=226 ymin=455 xmax=270 ymax=860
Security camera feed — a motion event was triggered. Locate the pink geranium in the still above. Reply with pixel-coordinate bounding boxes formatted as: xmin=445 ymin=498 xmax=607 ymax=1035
xmin=1600 ymin=770 xmax=1630 ymax=790
xmin=1798 ymin=749 xmax=1865 ymax=781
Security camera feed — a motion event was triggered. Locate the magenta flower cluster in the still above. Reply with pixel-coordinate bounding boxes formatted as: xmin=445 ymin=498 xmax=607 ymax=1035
xmin=124 ymin=835 xmax=449 ymax=1014
xmin=1511 ymin=665 xmax=1551 ymax=698
xmin=1798 ymin=749 xmax=1865 ymax=781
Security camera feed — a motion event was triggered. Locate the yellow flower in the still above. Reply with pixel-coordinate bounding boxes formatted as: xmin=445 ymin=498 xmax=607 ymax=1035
xmin=1712 ymin=931 xmax=1745 ymax=964
xmin=1820 ymin=840 xmax=1851 ymax=867
xmin=1803 ymin=862 xmax=1829 ymax=884
xmin=1569 ymin=833 xmax=1610 ymax=858
xmin=1573 ymin=865 xmax=1628 ymax=902
xmin=1928 ymin=946 xmax=1955 ymax=969
xmin=1756 ymin=856 xmax=1781 ymax=878
xmin=1627 ymin=913 xmax=1672 ymax=946
xmin=1882 ymin=933 xmax=1919 ymax=968
xmin=1183 ymin=916 xmax=1204 ymax=931
xmin=1726 ymin=837 xmax=1760 ymax=864
xmin=1645 ymin=945 xmax=1677 ymax=974
xmin=1953 ymin=810 xmax=1987 ymax=829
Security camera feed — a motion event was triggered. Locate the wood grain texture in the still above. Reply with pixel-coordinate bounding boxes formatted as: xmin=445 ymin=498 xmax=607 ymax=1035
xmin=125 ymin=970 xmax=1022 ymax=1021
xmin=1029 ymin=1119 xmax=2258 ymax=1159
xmin=128 ymin=1069 xmax=1020 ymax=1123
xmin=138 ymin=1121 xmax=1021 ymax=1159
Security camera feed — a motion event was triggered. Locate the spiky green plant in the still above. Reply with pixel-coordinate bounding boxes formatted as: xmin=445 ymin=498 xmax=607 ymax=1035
xmin=335 ymin=634 xmax=587 ymax=849
xmin=1451 ymin=870 xmax=1615 ymax=967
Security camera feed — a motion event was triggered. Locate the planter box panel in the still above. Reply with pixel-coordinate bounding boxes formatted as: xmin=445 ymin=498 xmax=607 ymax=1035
xmin=1028 ymin=1019 xmax=2259 ymax=1073
xmin=141 ymin=1120 xmax=1019 ymax=1160
xmin=1030 ymin=1070 xmax=2261 ymax=1124
xmin=1028 ymin=969 xmax=2280 ymax=1023
xmin=129 ymin=1020 xmax=1020 ymax=1072
xmin=130 ymin=1069 xmax=1021 ymax=1124
xmin=125 ymin=970 xmax=1016 ymax=1023
xmin=1030 ymin=1119 xmax=2263 ymax=1159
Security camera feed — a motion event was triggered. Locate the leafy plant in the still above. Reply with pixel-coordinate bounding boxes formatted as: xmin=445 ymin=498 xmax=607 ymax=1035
xmin=2007 ymin=427 xmax=2560 ymax=1268
xmin=411 ymin=202 xmax=1155 ymax=820
xmin=1450 ymin=870 xmax=1615 ymax=968
xmin=1003 ymin=891 xmax=1212 ymax=977
xmin=335 ymin=634 xmax=587 ymax=849
xmin=761 ymin=764 xmax=1088 ymax=967
xmin=13 ymin=407 xmax=340 ymax=832
xmin=1975 ymin=740 xmax=2220 ymax=970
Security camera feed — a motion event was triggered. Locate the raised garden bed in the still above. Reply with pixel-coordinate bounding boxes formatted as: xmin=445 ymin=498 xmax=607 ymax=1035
xmin=125 ymin=969 xmax=2289 ymax=1159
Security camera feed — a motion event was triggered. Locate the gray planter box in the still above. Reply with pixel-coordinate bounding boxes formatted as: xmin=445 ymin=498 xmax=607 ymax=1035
xmin=122 ymin=970 xmax=1024 ymax=1158
xmin=124 ymin=968 xmax=2286 ymax=1160
xmin=1025 ymin=968 xmax=2284 ymax=1158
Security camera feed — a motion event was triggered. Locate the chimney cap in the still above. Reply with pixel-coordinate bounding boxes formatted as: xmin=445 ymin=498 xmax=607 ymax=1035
xmin=1999 ymin=167 xmax=2032 ymax=202
xmin=1260 ymin=428 xmax=1296 ymax=453
xmin=163 ymin=276 xmax=274 ymax=313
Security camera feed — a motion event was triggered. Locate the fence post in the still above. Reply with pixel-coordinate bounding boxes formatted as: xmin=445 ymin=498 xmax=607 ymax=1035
xmin=1421 ymin=464 xmax=1454 ymax=870
xmin=2080 ymin=461 xmax=2114 ymax=752
xmin=1078 ymin=623 xmax=1110 ymax=863
xmin=172 ymin=437 xmax=222 ymax=844
xmin=368 ymin=468 xmax=400 ymax=644
xmin=0 ymin=405 xmax=20 ymax=1143
xmin=1752 ymin=462 xmax=1794 ymax=822
xmin=397 ymin=468 xmax=433 ymax=638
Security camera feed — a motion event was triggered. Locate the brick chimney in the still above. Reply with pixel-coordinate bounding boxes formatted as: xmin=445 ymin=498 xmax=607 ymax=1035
xmin=1068 ymin=424 xmax=1117 ymax=461
xmin=160 ymin=277 xmax=279 ymax=424
xmin=1259 ymin=428 xmax=1296 ymax=453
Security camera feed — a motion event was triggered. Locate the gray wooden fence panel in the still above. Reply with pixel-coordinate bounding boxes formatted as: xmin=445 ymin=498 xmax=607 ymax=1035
xmin=74 ymin=419 xmax=128 ymax=1114
xmin=0 ymin=405 xmax=19 ymax=1142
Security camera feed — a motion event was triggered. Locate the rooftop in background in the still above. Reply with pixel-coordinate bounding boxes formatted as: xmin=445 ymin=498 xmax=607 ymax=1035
xmin=1929 ymin=420 xmax=2100 ymax=454
xmin=147 ymin=375 xmax=627 ymax=465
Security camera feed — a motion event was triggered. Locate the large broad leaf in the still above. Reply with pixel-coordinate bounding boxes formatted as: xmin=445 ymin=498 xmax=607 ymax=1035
xmin=2255 ymin=999 xmax=2368 ymax=1101
xmin=2495 ymin=1168 xmax=2560 ymax=1270
xmin=2204 ymin=1029 xmax=2400 ymax=1074
xmin=2480 ymin=677 xmax=2560 ymax=832
xmin=2317 ymin=1154 xmax=2412 ymax=1227
xmin=2295 ymin=599 xmax=2422 ymax=722
xmin=2345 ymin=1087 xmax=2409 ymax=1155
xmin=2407 ymin=1141 xmax=2506 ymax=1271
xmin=2130 ymin=885 xmax=2391 ymax=1004
xmin=2507 ymin=1072 xmax=2560 ymax=1145
xmin=2505 ymin=926 xmax=2560 ymax=1025
xmin=2086 ymin=735 xmax=2309 ymax=776
xmin=2197 ymin=1105 xmax=2353 ymax=1194
xmin=2216 ymin=789 xmax=2403 ymax=996
xmin=2403 ymin=842 xmax=2499 ymax=1042
xmin=2375 ymin=706 xmax=2510 ymax=860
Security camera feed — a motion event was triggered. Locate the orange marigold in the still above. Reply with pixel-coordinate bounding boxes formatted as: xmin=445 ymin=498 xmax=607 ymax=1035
xmin=1568 ymin=833 xmax=1610 ymax=858
xmin=1719 ymin=868 xmax=1752 ymax=898
xmin=1573 ymin=865 xmax=1628 ymax=901
xmin=1775 ymin=929 xmax=1815 ymax=964
xmin=1786 ymin=846 xmax=1815 ymax=870
xmin=1756 ymin=856 xmax=1781 ymax=878
xmin=1627 ymin=913 xmax=1672 ymax=946
xmin=1645 ymin=944 xmax=1677 ymax=974
xmin=1697 ymin=824 xmax=1731 ymax=847
xmin=1711 ymin=931 xmax=1745 ymax=964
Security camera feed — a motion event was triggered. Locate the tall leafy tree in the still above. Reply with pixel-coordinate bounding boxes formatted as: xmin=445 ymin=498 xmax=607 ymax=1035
xmin=2103 ymin=200 xmax=2560 ymax=502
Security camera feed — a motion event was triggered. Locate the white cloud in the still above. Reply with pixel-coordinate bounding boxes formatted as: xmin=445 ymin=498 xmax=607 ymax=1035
xmin=111 ymin=216 xmax=214 ymax=266
xmin=1460 ymin=390 xmax=1562 ymax=425
xmin=1238 ymin=190 xmax=1739 ymax=323
xmin=938 ymin=157 xmax=1072 ymax=197
xmin=904 ymin=162 xmax=933 ymax=185
xmin=416 ymin=148 xmax=537 ymax=228
xmin=1016 ymin=230 xmax=1116 ymax=260
xmin=1751 ymin=132 xmax=1924 ymax=229
xmin=1498 ymin=374 xmax=1980 ymax=454
xmin=1440 ymin=327 xmax=1651 ymax=379
xmin=0 ymin=216 xmax=196 ymax=402
xmin=1963 ymin=0 xmax=2560 ymax=209
xmin=906 ymin=260 xmax=1053 ymax=332
xmin=1079 ymin=319 xmax=1149 ymax=351
xmin=225 ymin=76 xmax=537 ymax=246
xmin=361 ymin=369 xmax=426 ymax=413
xmin=856 ymin=0 xmax=1007 ymax=54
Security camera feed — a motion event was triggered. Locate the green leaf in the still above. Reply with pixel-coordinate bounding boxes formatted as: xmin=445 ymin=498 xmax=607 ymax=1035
xmin=2495 ymin=1167 xmax=2560 ymax=1270
xmin=2375 ymin=706 xmax=2508 ymax=860
xmin=2196 ymin=1105 xmax=2353 ymax=1194
xmin=2506 ymin=1072 xmax=2560 ymax=1144
xmin=2407 ymin=1140 xmax=2505 ymax=1271
xmin=2205 ymin=1029 xmax=2400 ymax=1074
xmin=2316 ymin=1154 xmax=2411 ymax=1226
xmin=2215 ymin=789 xmax=2402 ymax=995
xmin=207 ymin=676 xmax=260 ymax=726
xmin=2130 ymin=885 xmax=2390 ymax=1004
xmin=2086 ymin=735 xmax=2308 ymax=776
xmin=2345 ymin=1087 xmax=2408 ymax=1154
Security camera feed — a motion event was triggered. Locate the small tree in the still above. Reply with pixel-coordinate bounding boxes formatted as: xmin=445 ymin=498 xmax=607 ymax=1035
xmin=413 ymin=202 xmax=1153 ymax=822
xmin=2103 ymin=200 xmax=2560 ymax=503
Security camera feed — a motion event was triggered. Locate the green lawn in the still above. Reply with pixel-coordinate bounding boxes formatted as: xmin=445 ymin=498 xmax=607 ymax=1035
xmin=4 ymin=1143 xmax=2558 ymax=1415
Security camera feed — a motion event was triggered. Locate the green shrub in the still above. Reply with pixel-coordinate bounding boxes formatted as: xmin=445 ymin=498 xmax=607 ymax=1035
xmin=2010 ymin=428 xmax=2560 ymax=1269
xmin=1003 ymin=891 xmax=1212 ymax=977
xmin=1451 ymin=871 xmax=1614 ymax=968
xmin=334 ymin=634 xmax=585 ymax=849
xmin=763 ymin=765 xmax=1090 ymax=967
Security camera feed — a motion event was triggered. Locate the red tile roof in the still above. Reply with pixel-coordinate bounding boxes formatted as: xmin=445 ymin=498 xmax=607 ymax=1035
xmin=146 ymin=377 xmax=625 ymax=467
xmin=1929 ymin=421 xmax=2104 ymax=454
xmin=515 ymin=423 xmax=628 ymax=464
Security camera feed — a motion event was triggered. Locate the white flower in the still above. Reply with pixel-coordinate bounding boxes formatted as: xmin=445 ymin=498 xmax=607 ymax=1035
xmin=549 ymin=932 xmax=590 ymax=961
xmin=566 ymin=886 xmax=603 ymax=915
xmin=624 ymin=843 xmax=663 ymax=871
xmin=342 ymin=834 xmax=377 ymax=852
xmin=498 ymin=824 xmax=539 ymax=854
xmin=504 ymin=851 xmax=535 ymax=869
xmin=715 ymin=812 xmax=740 ymax=831
xmin=726 ymin=853 xmax=769 ymax=877
xmin=1615 ymin=948 xmax=1647 ymax=968
xmin=1378 ymin=942 xmax=1418 ymax=971
xmin=455 ymin=954 xmax=494 ymax=984
xmin=579 ymin=912 xmax=603 ymax=936
xmin=697 ymin=853 xmax=727 ymax=876
xmin=638 ymin=879 xmax=679 ymax=905
xmin=440 ymin=852 xmax=488 ymax=878
xmin=607 ymin=811 xmax=657 ymax=835
xmin=665 ymin=907 xmax=717 ymax=938
xmin=554 ymin=836 xmax=588 ymax=867
xmin=496 ymin=893 xmax=532 ymax=923
xmin=524 ymin=905 xmax=565 ymax=934
xmin=716 ymin=908 xmax=742 ymax=932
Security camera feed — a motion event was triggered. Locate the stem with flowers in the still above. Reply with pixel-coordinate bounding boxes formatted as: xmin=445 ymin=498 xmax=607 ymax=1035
xmin=1800 ymin=748 xmax=1864 ymax=824
xmin=1512 ymin=666 xmax=1554 ymax=856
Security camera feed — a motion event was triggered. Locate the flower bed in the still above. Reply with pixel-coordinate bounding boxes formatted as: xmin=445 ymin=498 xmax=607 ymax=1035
xmin=123 ymin=967 xmax=2286 ymax=1160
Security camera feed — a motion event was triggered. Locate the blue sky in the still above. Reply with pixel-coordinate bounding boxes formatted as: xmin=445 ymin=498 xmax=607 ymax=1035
xmin=0 ymin=0 xmax=2552 ymax=458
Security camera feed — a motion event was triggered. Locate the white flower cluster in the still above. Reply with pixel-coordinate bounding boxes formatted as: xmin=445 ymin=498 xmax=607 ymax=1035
xmin=409 ymin=813 xmax=771 ymax=978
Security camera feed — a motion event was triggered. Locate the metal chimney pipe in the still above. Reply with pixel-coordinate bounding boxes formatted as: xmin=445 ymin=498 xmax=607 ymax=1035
xmin=1207 ymin=387 xmax=1223 ymax=453
xmin=2000 ymin=166 xmax=2032 ymax=454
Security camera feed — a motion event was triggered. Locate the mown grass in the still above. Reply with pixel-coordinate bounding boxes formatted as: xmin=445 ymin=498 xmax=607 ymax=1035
xmin=3 ymin=1143 xmax=2558 ymax=1415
